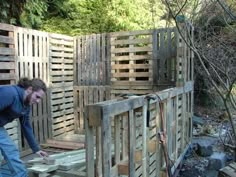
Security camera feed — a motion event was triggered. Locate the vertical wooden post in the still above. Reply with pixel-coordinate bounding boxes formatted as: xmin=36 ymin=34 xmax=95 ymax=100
xmin=96 ymin=127 xmax=102 ymax=177
xmin=85 ymin=107 xmax=95 ymax=177
xmin=101 ymin=115 xmax=112 ymax=177
xmin=128 ymin=110 xmax=135 ymax=177
xmin=115 ymin=116 xmax=121 ymax=164
xmin=142 ymin=102 xmax=147 ymax=177
xmin=152 ymin=29 xmax=158 ymax=86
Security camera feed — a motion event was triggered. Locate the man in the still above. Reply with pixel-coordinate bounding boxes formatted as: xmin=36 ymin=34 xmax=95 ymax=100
xmin=0 ymin=78 xmax=49 ymax=177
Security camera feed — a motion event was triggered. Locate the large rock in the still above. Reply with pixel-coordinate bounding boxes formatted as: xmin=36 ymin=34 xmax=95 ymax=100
xmin=207 ymin=152 xmax=226 ymax=170
xmin=196 ymin=143 xmax=213 ymax=157
xmin=193 ymin=136 xmax=216 ymax=157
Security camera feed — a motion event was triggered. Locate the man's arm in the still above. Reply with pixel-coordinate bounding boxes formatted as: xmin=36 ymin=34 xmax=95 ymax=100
xmin=20 ymin=108 xmax=40 ymax=153
xmin=20 ymin=108 xmax=49 ymax=157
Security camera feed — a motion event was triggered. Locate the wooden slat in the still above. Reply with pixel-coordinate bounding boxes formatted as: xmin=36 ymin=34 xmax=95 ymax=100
xmin=110 ymin=30 xmax=153 ymax=37
xmin=0 ymin=23 xmax=14 ymax=31
xmin=0 ymin=48 xmax=15 ymax=55
xmin=41 ymin=139 xmax=84 ymax=150
xmin=111 ymin=46 xmax=152 ymax=54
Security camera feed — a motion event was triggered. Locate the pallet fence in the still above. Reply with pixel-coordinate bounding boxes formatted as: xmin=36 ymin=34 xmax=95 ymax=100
xmin=14 ymin=27 xmax=51 ymax=154
xmin=85 ymin=81 xmax=193 ymax=177
xmin=0 ymin=21 xmax=194 ymax=174
xmin=0 ymin=23 xmax=19 ymax=149
xmin=110 ymin=28 xmax=176 ymax=96
xmin=75 ymin=33 xmax=110 ymax=86
xmin=49 ymin=33 xmax=75 ymax=137
xmin=74 ymin=86 xmax=111 ymax=132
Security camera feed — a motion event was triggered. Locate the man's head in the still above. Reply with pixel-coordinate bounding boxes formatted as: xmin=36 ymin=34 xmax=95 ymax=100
xmin=17 ymin=78 xmax=47 ymax=105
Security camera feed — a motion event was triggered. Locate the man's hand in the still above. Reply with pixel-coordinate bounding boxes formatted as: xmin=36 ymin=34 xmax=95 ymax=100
xmin=35 ymin=150 xmax=49 ymax=158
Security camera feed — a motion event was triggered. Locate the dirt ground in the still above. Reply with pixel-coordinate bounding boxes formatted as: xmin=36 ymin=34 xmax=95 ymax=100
xmin=177 ymin=106 xmax=235 ymax=177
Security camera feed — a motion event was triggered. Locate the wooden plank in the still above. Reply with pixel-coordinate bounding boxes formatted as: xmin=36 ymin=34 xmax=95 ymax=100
xmin=0 ymin=48 xmax=15 ymax=55
xmin=111 ymin=37 xmax=152 ymax=45
xmin=101 ymin=114 xmax=112 ymax=177
xmin=101 ymin=33 xmax=106 ymax=85
xmin=41 ymin=139 xmax=84 ymax=150
xmin=0 ymin=73 xmax=15 ymax=80
xmin=95 ymin=127 xmax=102 ymax=177
xmin=111 ymin=72 xmax=152 ymax=78
xmin=111 ymin=54 xmax=152 ymax=61
xmin=106 ymin=33 xmax=111 ymax=86
xmin=0 ymin=56 xmax=15 ymax=61
xmin=114 ymin=116 xmax=121 ymax=164
xmin=85 ymin=107 xmax=95 ymax=177
xmin=0 ymin=62 xmax=15 ymax=70
xmin=110 ymin=30 xmax=153 ymax=37
xmin=111 ymin=46 xmax=152 ymax=54
xmin=128 ymin=109 xmax=135 ymax=177
xmin=0 ymin=23 xmax=14 ymax=31
xmin=142 ymin=103 xmax=147 ymax=176
xmin=76 ymin=37 xmax=81 ymax=85
xmin=152 ymin=29 xmax=158 ymax=85
xmin=96 ymin=34 xmax=100 ymax=85
xmin=117 ymin=161 xmax=128 ymax=175
xmin=0 ymin=35 xmax=14 ymax=45
xmin=111 ymin=64 xmax=151 ymax=69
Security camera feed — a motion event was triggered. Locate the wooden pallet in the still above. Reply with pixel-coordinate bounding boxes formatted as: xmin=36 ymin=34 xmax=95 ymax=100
xmin=219 ymin=162 xmax=236 ymax=177
xmin=0 ymin=23 xmax=16 ymax=85
xmin=41 ymin=139 xmax=84 ymax=151
xmin=27 ymin=149 xmax=86 ymax=177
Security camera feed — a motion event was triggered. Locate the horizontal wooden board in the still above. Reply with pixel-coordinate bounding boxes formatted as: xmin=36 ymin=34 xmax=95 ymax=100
xmin=111 ymin=55 xmax=152 ymax=62
xmin=110 ymin=29 xmax=153 ymax=37
xmin=50 ymin=46 xmax=74 ymax=52
xmin=0 ymin=23 xmax=14 ymax=31
xmin=50 ymin=52 xmax=73 ymax=58
xmin=0 ymin=62 xmax=15 ymax=69
xmin=50 ymin=33 xmax=74 ymax=40
xmin=111 ymin=81 xmax=153 ymax=86
xmin=111 ymin=64 xmax=151 ymax=70
xmin=111 ymin=72 xmax=152 ymax=78
xmin=112 ymin=85 xmax=153 ymax=90
xmin=0 ymin=56 xmax=15 ymax=61
xmin=0 ymin=48 xmax=15 ymax=55
xmin=0 ymin=73 xmax=15 ymax=80
xmin=0 ymin=35 xmax=14 ymax=45
xmin=111 ymin=46 xmax=152 ymax=54
xmin=111 ymin=37 xmax=152 ymax=45
xmin=111 ymin=89 xmax=153 ymax=95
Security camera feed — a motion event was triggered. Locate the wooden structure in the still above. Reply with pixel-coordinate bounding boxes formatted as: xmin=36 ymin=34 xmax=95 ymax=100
xmin=0 ymin=23 xmax=19 ymax=148
xmin=85 ymin=81 xmax=193 ymax=177
xmin=0 ymin=21 xmax=194 ymax=176
xmin=84 ymin=22 xmax=194 ymax=177
xmin=218 ymin=162 xmax=236 ymax=177
xmin=110 ymin=28 xmax=176 ymax=95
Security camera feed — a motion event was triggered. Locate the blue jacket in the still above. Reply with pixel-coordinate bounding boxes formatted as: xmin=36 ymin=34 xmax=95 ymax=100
xmin=0 ymin=85 xmax=40 ymax=153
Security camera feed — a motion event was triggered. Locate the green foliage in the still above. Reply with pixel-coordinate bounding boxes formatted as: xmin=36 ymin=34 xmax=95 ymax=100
xmin=0 ymin=0 xmax=26 ymax=24
xmin=20 ymin=0 xmax=48 ymax=28
xmin=40 ymin=0 xmax=165 ymax=35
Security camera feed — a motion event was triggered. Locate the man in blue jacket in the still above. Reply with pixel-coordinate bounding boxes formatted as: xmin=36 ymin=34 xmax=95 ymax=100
xmin=0 ymin=78 xmax=49 ymax=177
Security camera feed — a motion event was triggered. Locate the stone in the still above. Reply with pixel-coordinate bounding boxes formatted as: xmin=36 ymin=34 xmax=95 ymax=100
xmin=196 ymin=143 xmax=213 ymax=157
xmin=207 ymin=152 xmax=226 ymax=170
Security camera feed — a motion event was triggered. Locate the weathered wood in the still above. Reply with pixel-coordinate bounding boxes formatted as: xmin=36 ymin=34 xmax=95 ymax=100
xmin=0 ymin=23 xmax=14 ymax=31
xmin=49 ymin=32 xmax=75 ymax=138
xmin=85 ymin=81 xmax=193 ymax=177
xmin=85 ymin=107 xmax=95 ymax=177
xmin=41 ymin=139 xmax=84 ymax=150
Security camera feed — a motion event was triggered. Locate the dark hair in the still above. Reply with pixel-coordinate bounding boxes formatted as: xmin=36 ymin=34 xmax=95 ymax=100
xmin=17 ymin=78 xmax=47 ymax=92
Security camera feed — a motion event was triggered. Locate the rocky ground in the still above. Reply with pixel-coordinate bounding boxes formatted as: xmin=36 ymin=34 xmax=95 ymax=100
xmin=177 ymin=106 xmax=236 ymax=177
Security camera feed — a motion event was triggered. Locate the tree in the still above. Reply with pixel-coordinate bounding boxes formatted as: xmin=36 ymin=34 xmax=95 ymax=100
xmin=0 ymin=0 xmax=26 ymax=24
xmin=162 ymin=0 xmax=236 ymax=152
